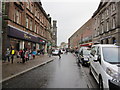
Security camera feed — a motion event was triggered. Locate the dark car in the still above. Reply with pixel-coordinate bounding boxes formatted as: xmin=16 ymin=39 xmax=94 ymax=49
xmin=78 ymin=47 xmax=90 ymax=66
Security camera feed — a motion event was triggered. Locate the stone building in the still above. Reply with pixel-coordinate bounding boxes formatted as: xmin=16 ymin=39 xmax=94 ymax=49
xmin=68 ymin=18 xmax=94 ymax=49
xmin=2 ymin=1 xmax=53 ymax=58
xmin=92 ymin=0 xmax=120 ymax=45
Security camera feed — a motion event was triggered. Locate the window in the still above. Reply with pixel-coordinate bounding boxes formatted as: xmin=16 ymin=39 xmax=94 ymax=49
xmin=106 ymin=8 xmax=109 ymax=16
xmin=101 ymin=24 xmax=104 ymax=34
xmin=37 ymin=25 xmax=39 ymax=34
xmin=106 ymin=39 xmax=109 ymax=44
xmin=112 ymin=17 xmax=116 ymax=29
xmin=31 ymin=4 xmax=33 ymax=12
xmin=101 ymin=13 xmax=104 ymax=20
xmin=26 ymin=2 xmax=29 ymax=9
xmin=16 ymin=10 xmax=19 ymax=23
xmin=14 ymin=9 xmax=20 ymax=24
xmin=30 ymin=20 xmax=32 ymax=30
xmin=106 ymin=20 xmax=109 ymax=31
xmin=35 ymin=9 xmax=37 ymax=16
xmin=34 ymin=24 xmax=37 ymax=32
xmin=26 ymin=17 xmax=29 ymax=28
xmin=112 ymin=37 xmax=116 ymax=44
xmin=112 ymin=3 xmax=116 ymax=11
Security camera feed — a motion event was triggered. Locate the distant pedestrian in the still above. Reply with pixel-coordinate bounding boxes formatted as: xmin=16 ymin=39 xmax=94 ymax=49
xmin=48 ymin=48 xmax=52 ymax=57
xmin=58 ymin=49 xmax=61 ymax=59
xmin=11 ymin=48 xmax=15 ymax=64
xmin=32 ymin=50 xmax=37 ymax=59
xmin=4 ymin=48 xmax=10 ymax=62
xmin=25 ymin=49 xmax=29 ymax=61
xmin=21 ymin=49 xmax=25 ymax=63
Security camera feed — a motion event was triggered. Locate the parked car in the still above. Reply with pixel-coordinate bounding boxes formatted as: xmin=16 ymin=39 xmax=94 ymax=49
xmin=78 ymin=47 xmax=91 ymax=66
xmin=89 ymin=44 xmax=120 ymax=89
xmin=52 ymin=49 xmax=59 ymax=56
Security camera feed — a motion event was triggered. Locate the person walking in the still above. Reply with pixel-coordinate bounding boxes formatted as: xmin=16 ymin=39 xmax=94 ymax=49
xmin=32 ymin=50 xmax=37 ymax=59
xmin=25 ymin=49 xmax=29 ymax=61
xmin=58 ymin=49 xmax=61 ymax=59
xmin=21 ymin=49 xmax=25 ymax=63
xmin=11 ymin=48 xmax=15 ymax=64
xmin=48 ymin=48 xmax=52 ymax=57
xmin=4 ymin=48 xmax=10 ymax=62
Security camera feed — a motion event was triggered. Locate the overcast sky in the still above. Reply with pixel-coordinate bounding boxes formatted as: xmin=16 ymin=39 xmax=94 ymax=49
xmin=41 ymin=0 xmax=101 ymax=46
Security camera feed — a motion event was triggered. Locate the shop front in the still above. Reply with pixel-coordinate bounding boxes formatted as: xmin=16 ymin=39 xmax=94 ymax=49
xmin=7 ymin=26 xmax=38 ymax=51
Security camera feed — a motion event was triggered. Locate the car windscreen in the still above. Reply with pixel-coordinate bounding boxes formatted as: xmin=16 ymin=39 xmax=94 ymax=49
xmin=102 ymin=47 xmax=120 ymax=63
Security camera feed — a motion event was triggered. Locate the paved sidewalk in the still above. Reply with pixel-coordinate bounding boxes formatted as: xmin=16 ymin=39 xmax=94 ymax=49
xmin=1 ymin=55 xmax=56 ymax=83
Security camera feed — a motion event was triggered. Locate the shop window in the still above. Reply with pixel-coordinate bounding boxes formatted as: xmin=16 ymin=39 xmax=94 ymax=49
xmin=101 ymin=40 xmax=103 ymax=44
xmin=112 ymin=37 xmax=116 ymax=44
xmin=106 ymin=39 xmax=109 ymax=44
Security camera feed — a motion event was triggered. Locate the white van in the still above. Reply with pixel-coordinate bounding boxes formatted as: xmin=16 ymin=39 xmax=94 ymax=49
xmin=89 ymin=44 xmax=120 ymax=89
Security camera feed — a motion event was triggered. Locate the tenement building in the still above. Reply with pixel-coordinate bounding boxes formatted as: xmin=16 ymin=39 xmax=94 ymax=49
xmin=92 ymin=0 xmax=120 ymax=45
xmin=68 ymin=18 xmax=94 ymax=50
xmin=2 ymin=1 xmax=53 ymax=58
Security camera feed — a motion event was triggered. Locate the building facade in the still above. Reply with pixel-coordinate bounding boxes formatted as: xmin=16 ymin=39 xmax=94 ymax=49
xmin=68 ymin=18 xmax=94 ymax=49
xmin=92 ymin=0 xmax=120 ymax=45
xmin=2 ymin=1 xmax=53 ymax=58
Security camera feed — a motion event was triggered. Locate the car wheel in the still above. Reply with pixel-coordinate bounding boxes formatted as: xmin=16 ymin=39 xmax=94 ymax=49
xmin=99 ymin=76 xmax=104 ymax=90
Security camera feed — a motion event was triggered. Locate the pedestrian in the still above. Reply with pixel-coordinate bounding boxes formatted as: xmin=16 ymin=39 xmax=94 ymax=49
xmin=25 ymin=49 xmax=29 ymax=61
xmin=19 ymin=49 xmax=23 ymax=59
xmin=32 ymin=50 xmax=37 ymax=59
xmin=4 ymin=48 xmax=10 ymax=62
xmin=21 ymin=49 xmax=25 ymax=63
xmin=48 ymin=48 xmax=52 ymax=57
xmin=58 ymin=49 xmax=61 ymax=59
xmin=11 ymin=48 xmax=15 ymax=64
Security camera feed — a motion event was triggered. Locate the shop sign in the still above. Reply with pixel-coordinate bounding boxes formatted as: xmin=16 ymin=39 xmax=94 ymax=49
xmin=8 ymin=26 xmax=38 ymax=43
xmin=24 ymin=34 xmax=31 ymax=39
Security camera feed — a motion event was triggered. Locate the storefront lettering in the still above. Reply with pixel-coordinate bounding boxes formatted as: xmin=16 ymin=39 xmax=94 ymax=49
xmin=24 ymin=34 xmax=31 ymax=39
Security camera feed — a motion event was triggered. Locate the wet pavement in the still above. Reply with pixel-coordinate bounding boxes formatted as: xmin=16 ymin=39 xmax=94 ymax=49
xmin=2 ymin=53 xmax=97 ymax=88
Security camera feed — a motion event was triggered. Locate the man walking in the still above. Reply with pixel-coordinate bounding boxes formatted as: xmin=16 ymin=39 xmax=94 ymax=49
xmin=11 ymin=47 xmax=15 ymax=64
xmin=58 ymin=49 xmax=61 ymax=59
xmin=48 ymin=48 xmax=52 ymax=57
xmin=4 ymin=48 xmax=10 ymax=62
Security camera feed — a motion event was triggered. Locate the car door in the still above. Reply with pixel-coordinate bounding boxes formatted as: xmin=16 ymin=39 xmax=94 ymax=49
xmin=93 ymin=47 xmax=102 ymax=82
xmin=90 ymin=46 xmax=99 ymax=81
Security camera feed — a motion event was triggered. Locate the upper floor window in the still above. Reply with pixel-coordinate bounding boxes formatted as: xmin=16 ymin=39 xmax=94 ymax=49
xmin=106 ymin=20 xmax=109 ymax=31
xmin=35 ymin=9 xmax=37 ymax=17
xmin=34 ymin=24 xmax=37 ymax=32
xmin=101 ymin=24 xmax=104 ymax=34
xmin=26 ymin=17 xmax=29 ymax=28
xmin=101 ymin=13 xmax=104 ymax=20
xmin=14 ymin=9 xmax=21 ymax=24
xmin=26 ymin=2 xmax=29 ymax=9
xmin=112 ymin=3 xmax=116 ymax=11
xmin=112 ymin=17 xmax=116 ymax=29
xmin=30 ymin=20 xmax=32 ymax=30
xmin=106 ymin=8 xmax=109 ymax=16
